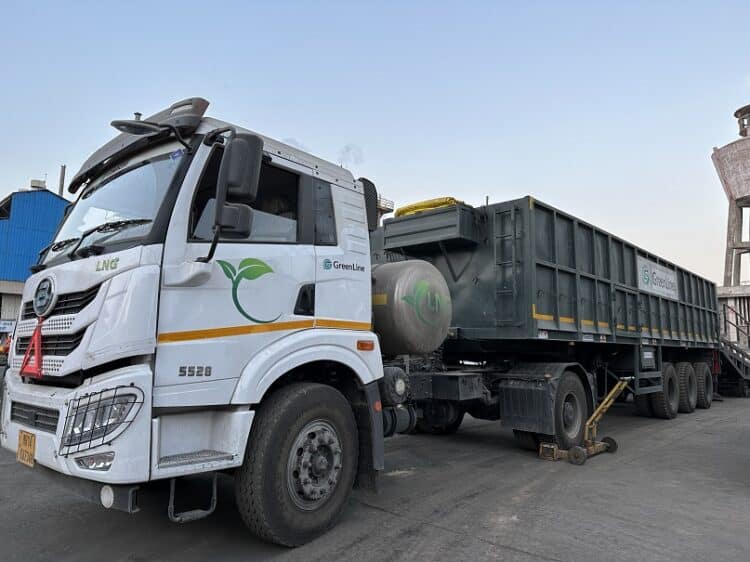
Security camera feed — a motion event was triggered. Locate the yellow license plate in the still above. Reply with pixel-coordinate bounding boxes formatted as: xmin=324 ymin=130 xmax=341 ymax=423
xmin=17 ymin=430 xmax=36 ymax=468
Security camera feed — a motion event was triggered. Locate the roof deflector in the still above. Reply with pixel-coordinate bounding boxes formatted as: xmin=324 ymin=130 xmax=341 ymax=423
xmin=68 ymin=97 xmax=209 ymax=194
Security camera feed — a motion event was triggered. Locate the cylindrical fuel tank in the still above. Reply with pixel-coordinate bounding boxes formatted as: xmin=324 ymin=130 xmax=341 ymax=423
xmin=372 ymin=260 xmax=452 ymax=356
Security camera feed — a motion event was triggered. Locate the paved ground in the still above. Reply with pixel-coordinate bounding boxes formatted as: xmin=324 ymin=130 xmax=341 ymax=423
xmin=2 ymin=393 xmax=750 ymax=562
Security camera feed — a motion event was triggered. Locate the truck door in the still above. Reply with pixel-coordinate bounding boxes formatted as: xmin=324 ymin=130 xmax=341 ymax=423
xmin=155 ymin=143 xmax=317 ymax=405
xmin=313 ymin=182 xmax=372 ymax=326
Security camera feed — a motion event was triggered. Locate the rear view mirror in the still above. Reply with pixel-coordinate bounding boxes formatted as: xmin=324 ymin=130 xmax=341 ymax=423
xmin=218 ymin=203 xmax=253 ymax=238
xmin=197 ymin=132 xmax=263 ymax=262
xmin=217 ymin=133 xmax=263 ymax=203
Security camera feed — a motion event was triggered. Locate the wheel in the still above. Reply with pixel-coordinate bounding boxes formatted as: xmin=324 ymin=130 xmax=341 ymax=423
xmin=554 ymin=371 xmax=589 ymax=449
xmin=416 ymin=401 xmax=465 ymax=434
xmin=601 ymin=436 xmax=618 ymax=453
xmin=694 ymin=362 xmax=713 ymax=409
xmin=513 ymin=430 xmax=540 ymax=451
xmin=634 ymin=394 xmax=653 ymax=417
xmin=235 ymin=383 xmax=358 ymax=547
xmin=676 ymin=362 xmax=697 ymax=413
xmin=651 ymin=363 xmax=679 ymax=419
xmin=568 ymin=446 xmax=587 ymax=465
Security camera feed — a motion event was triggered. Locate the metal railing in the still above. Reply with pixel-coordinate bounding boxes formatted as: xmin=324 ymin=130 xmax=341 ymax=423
xmin=721 ymin=303 xmax=750 ymax=348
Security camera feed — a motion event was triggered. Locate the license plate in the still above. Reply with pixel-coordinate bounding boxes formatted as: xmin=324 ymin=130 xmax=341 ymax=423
xmin=17 ymin=430 xmax=36 ymax=468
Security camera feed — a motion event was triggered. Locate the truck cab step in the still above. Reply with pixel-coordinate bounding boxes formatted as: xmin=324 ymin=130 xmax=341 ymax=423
xmin=159 ymin=450 xmax=233 ymax=469
xmin=168 ymin=473 xmax=218 ymax=524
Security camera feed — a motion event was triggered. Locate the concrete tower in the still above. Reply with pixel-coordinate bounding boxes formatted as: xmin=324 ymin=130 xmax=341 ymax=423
xmin=713 ymin=104 xmax=750 ymax=338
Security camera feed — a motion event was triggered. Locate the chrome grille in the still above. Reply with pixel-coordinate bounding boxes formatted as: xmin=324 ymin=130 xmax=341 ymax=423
xmin=21 ymin=285 xmax=100 ymax=320
xmin=10 ymin=402 xmax=60 ymax=433
xmin=16 ymin=330 xmax=85 ymax=357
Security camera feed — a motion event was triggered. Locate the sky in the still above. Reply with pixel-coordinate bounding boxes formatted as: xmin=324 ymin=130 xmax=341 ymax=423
xmin=1 ymin=0 xmax=749 ymax=283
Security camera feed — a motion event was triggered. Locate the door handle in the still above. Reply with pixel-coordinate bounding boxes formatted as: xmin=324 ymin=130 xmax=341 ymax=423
xmin=163 ymin=261 xmax=213 ymax=287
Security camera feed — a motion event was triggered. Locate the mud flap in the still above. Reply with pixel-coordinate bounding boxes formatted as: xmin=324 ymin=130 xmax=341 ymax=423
xmin=498 ymin=362 xmax=594 ymax=436
xmin=355 ymin=381 xmax=383 ymax=493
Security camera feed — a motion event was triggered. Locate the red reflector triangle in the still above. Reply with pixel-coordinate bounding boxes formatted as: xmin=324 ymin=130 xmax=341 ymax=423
xmin=20 ymin=320 xmax=44 ymax=378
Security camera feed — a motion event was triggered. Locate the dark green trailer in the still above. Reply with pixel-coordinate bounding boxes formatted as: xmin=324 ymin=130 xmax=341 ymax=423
xmin=373 ymin=196 xmax=735 ymax=451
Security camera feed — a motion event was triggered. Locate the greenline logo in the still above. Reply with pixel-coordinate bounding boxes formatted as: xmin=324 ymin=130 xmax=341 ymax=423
xmin=402 ymin=280 xmax=445 ymax=327
xmin=641 ymin=265 xmax=650 ymax=286
xmin=321 ymin=258 xmax=365 ymax=272
xmin=217 ymin=258 xmax=281 ymax=324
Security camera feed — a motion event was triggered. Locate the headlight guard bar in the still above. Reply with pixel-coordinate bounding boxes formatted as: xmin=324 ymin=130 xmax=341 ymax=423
xmin=59 ymin=384 xmax=144 ymax=457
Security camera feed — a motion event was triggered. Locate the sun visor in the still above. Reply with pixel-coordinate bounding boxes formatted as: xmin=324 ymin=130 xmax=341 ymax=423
xmin=68 ymin=97 xmax=209 ymax=194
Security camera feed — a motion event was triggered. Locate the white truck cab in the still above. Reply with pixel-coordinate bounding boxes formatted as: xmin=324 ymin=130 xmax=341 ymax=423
xmin=1 ymin=98 xmax=401 ymax=546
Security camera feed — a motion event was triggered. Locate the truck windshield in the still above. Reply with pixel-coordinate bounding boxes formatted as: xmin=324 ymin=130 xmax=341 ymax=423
xmin=43 ymin=148 xmax=185 ymax=264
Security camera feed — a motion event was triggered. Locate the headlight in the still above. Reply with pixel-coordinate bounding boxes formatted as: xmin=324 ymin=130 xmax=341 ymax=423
xmin=61 ymin=386 xmax=143 ymax=454
xmin=75 ymin=451 xmax=115 ymax=471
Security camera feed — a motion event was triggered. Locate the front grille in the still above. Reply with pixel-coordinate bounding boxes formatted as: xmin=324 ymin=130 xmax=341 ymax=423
xmin=10 ymin=402 xmax=60 ymax=433
xmin=16 ymin=330 xmax=85 ymax=357
xmin=21 ymin=285 xmax=100 ymax=320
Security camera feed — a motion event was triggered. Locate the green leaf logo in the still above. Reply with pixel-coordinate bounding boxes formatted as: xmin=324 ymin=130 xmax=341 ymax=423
xmin=402 ymin=280 xmax=446 ymax=327
xmin=217 ymin=258 xmax=281 ymax=324
xmin=237 ymin=258 xmax=274 ymax=281
xmin=218 ymin=260 xmax=236 ymax=280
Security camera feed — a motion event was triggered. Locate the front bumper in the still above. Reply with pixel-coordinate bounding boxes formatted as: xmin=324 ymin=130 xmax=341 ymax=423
xmin=28 ymin=461 xmax=141 ymax=513
xmin=0 ymin=364 xmax=153 ymax=484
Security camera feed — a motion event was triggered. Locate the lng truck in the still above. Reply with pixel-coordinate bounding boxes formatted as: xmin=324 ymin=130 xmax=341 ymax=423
xmin=0 ymin=98 xmax=738 ymax=546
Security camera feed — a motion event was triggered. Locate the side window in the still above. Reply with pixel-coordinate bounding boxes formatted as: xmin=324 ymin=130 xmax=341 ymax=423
xmin=252 ymin=164 xmax=299 ymax=243
xmin=190 ymin=148 xmax=222 ymax=239
xmin=313 ymin=180 xmax=336 ymax=246
xmin=190 ymin=150 xmax=300 ymax=244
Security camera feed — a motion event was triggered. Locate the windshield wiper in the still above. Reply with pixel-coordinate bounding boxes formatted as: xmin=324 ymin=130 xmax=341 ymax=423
xmin=68 ymin=218 xmax=152 ymax=259
xmin=30 ymin=237 xmax=80 ymax=273
xmin=50 ymin=237 xmax=79 ymax=252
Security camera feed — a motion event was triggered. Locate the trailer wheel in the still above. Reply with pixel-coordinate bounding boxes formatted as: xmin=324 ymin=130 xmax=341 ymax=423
xmin=568 ymin=446 xmax=587 ymax=465
xmin=650 ymin=363 xmax=678 ymax=419
xmin=602 ymin=436 xmax=618 ymax=453
xmin=634 ymin=394 xmax=653 ymax=417
xmin=676 ymin=362 xmax=697 ymax=413
xmin=694 ymin=362 xmax=713 ymax=409
xmin=513 ymin=430 xmax=540 ymax=451
xmin=554 ymin=372 xmax=588 ymax=449
xmin=416 ymin=401 xmax=465 ymax=434
xmin=234 ymin=382 xmax=358 ymax=547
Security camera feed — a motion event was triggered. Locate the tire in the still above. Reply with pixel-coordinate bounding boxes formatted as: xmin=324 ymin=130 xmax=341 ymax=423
xmin=235 ymin=383 xmax=358 ymax=547
xmin=554 ymin=371 xmax=589 ymax=450
xmin=513 ymin=430 xmax=540 ymax=451
xmin=694 ymin=362 xmax=713 ymax=409
xmin=568 ymin=446 xmax=587 ymax=465
xmin=602 ymin=436 xmax=618 ymax=453
xmin=676 ymin=362 xmax=697 ymax=413
xmin=651 ymin=363 xmax=679 ymax=419
xmin=416 ymin=401 xmax=465 ymax=434
xmin=634 ymin=394 xmax=653 ymax=417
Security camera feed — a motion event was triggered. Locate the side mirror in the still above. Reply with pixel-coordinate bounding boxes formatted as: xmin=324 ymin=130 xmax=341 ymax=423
xmin=197 ymin=132 xmax=263 ymax=262
xmin=216 ymin=133 xmax=263 ymax=206
xmin=218 ymin=203 xmax=253 ymax=238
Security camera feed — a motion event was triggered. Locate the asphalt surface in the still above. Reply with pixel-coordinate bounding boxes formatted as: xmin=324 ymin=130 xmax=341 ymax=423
xmin=2 ymin=395 xmax=750 ymax=562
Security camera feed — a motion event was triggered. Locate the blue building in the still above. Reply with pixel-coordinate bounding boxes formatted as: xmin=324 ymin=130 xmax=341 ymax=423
xmin=0 ymin=186 xmax=68 ymax=330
